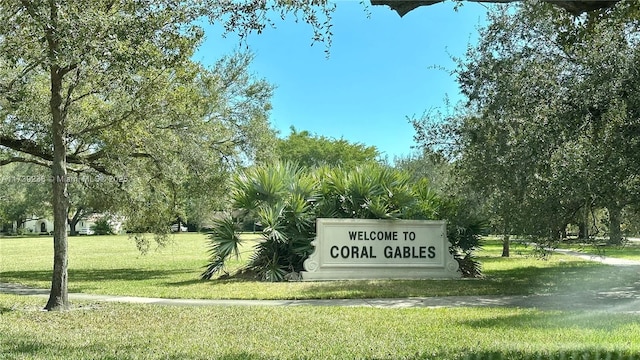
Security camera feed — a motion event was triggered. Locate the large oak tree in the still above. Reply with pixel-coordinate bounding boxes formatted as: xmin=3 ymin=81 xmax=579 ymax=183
xmin=0 ymin=0 xmax=332 ymax=311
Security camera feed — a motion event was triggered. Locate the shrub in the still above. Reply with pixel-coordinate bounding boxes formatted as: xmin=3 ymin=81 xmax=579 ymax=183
xmin=439 ymin=196 xmax=487 ymax=278
xmin=91 ymin=217 xmax=114 ymax=235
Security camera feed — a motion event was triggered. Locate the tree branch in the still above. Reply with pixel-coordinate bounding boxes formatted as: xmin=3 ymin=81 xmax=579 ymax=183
xmin=0 ymin=156 xmax=51 ymax=167
xmin=0 ymin=135 xmax=111 ymax=174
xmin=0 ymin=154 xmax=110 ymax=176
xmin=68 ymin=71 xmax=167 ymax=138
xmin=71 ymin=89 xmax=101 ymax=103
xmin=70 ymin=108 xmax=136 ymax=138
xmin=62 ymin=67 xmax=81 ymax=117
xmin=0 ymin=135 xmax=53 ymax=162
xmin=370 ymin=0 xmax=621 ymax=17
xmin=0 ymin=58 xmax=46 ymax=96
xmin=19 ymin=0 xmax=42 ymax=24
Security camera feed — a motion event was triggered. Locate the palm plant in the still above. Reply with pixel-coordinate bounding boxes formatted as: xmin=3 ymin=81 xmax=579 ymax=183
xmin=315 ymin=163 xmax=416 ymax=219
xmin=201 ymin=162 xmax=318 ymax=281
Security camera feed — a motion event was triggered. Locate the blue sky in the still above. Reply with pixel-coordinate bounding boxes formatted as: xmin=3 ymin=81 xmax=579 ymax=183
xmin=195 ymin=1 xmax=488 ymax=160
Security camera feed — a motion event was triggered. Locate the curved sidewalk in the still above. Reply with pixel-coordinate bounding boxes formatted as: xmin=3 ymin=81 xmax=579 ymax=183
xmin=0 ymin=283 xmax=518 ymax=309
xmin=2 ymin=249 xmax=639 ymax=312
xmin=2 ymin=281 xmax=640 ymax=312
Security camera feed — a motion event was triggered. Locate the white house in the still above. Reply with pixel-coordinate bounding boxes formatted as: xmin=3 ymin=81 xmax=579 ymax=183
xmin=23 ymin=217 xmax=54 ymax=234
xmin=4 ymin=214 xmax=125 ymax=235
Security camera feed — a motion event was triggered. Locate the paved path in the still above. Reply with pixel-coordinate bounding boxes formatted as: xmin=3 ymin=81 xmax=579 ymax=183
xmin=1 ymin=282 xmax=639 ymax=312
xmin=2 ymin=248 xmax=639 ymax=312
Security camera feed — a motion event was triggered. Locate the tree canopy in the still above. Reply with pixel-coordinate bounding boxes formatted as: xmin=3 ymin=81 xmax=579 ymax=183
xmin=277 ymin=127 xmax=380 ymax=169
xmin=413 ymin=1 xmax=640 ymax=252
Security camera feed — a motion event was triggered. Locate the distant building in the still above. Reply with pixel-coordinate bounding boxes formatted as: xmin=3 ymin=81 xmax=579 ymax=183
xmin=1 ymin=214 xmax=124 ymax=235
xmin=23 ymin=217 xmax=54 ymax=234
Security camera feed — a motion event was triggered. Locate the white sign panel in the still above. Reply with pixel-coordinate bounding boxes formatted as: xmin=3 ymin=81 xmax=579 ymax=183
xmin=301 ymin=218 xmax=460 ymax=280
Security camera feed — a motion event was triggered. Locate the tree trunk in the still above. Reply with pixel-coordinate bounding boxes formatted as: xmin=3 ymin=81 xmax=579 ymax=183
xmin=578 ymin=201 xmax=590 ymax=240
xmin=68 ymin=207 xmax=84 ymax=236
xmin=15 ymin=216 xmax=25 ymax=234
xmin=68 ymin=220 xmax=78 ymax=236
xmin=501 ymin=234 xmax=510 ymax=257
xmin=607 ymin=203 xmax=623 ymax=245
xmin=578 ymin=221 xmax=588 ymax=240
xmin=45 ymin=64 xmax=70 ymax=311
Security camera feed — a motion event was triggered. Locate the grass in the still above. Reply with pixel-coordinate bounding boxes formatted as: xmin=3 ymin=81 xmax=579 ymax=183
xmin=1 ymin=293 xmax=640 ymax=359
xmin=2 ymin=234 xmax=640 ymax=358
xmin=2 ymin=233 xmax=639 ymax=300
xmin=556 ymin=240 xmax=640 ymax=260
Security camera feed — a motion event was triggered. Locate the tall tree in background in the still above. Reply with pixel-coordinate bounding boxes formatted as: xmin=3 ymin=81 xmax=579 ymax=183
xmin=0 ymin=163 xmax=51 ymax=231
xmin=277 ymin=127 xmax=380 ymax=169
xmin=393 ymin=149 xmax=451 ymax=195
xmin=0 ymin=0 xmax=332 ymax=311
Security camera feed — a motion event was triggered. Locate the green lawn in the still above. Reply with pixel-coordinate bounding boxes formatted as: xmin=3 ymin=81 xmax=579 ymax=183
xmin=1 ymin=233 xmax=638 ymax=300
xmin=2 ymin=234 xmax=640 ymax=359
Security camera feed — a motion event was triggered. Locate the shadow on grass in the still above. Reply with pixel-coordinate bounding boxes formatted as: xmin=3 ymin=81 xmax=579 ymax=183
xmin=190 ymin=260 xmax=638 ymax=300
xmin=1 ymin=340 xmax=51 ymax=358
xmin=1 ymin=268 xmax=191 ymax=291
xmin=170 ymin=353 xmax=270 ymax=360
xmin=295 ymin=265 xmax=592 ymax=299
xmin=290 ymin=278 xmax=523 ymax=299
xmin=4 ymin=334 xmax=638 ymax=360
xmin=1 ymin=336 xmax=274 ymax=360
xmin=163 ymin=278 xmax=205 ymax=286
xmin=292 ymin=262 xmax=640 ymax=299
xmin=166 ymin=269 xmax=263 ymax=287
xmin=454 ymin=350 xmax=640 ymax=360
xmin=2 ymin=268 xmax=187 ymax=281
xmin=461 ymin=310 xmax=640 ymax=331
xmin=483 ymin=261 xmax=640 ymax=295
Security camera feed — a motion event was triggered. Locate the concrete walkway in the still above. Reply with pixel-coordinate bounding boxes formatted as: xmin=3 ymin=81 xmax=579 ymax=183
xmin=1 ymin=282 xmax=639 ymax=312
xmin=2 ymin=248 xmax=639 ymax=312
xmin=0 ymin=283 xmax=521 ymax=309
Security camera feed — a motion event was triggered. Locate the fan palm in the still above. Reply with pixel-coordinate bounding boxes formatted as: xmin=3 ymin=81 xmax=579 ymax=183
xmin=202 ymin=161 xmax=318 ymax=280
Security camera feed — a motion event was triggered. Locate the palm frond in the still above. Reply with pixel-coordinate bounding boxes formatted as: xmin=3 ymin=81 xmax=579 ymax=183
xmin=258 ymin=252 xmax=287 ymax=282
xmin=201 ymin=216 xmax=242 ymax=280
xmin=200 ymin=256 xmax=226 ymax=280
xmin=258 ymin=203 xmax=288 ymax=243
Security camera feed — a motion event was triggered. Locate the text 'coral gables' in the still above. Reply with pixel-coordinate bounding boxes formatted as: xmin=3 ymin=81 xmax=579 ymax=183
xmin=330 ymin=230 xmax=436 ymax=259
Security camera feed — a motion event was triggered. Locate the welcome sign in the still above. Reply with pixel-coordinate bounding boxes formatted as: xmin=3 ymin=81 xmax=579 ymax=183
xmin=301 ymin=218 xmax=460 ymax=280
